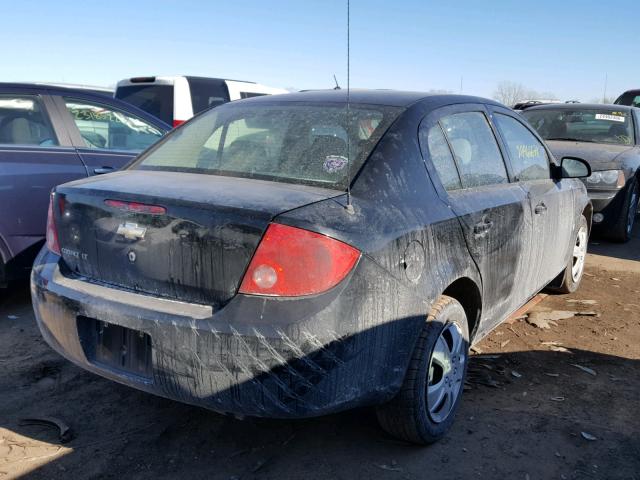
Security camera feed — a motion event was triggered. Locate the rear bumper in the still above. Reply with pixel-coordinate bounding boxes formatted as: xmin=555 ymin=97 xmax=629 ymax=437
xmin=31 ymin=249 xmax=425 ymax=418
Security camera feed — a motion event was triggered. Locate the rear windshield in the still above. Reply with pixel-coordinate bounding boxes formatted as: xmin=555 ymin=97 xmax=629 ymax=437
xmin=615 ymin=90 xmax=640 ymax=107
xmin=186 ymin=77 xmax=230 ymax=114
xmin=115 ymin=85 xmax=174 ymax=125
xmin=522 ymin=108 xmax=635 ymax=146
xmin=132 ymin=102 xmax=404 ymax=189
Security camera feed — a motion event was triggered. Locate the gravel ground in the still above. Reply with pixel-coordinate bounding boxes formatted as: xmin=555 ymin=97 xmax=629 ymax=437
xmin=1 ymin=236 xmax=639 ymax=480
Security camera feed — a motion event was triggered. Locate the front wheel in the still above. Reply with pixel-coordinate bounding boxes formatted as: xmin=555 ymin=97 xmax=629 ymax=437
xmin=551 ymin=214 xmax=589 ymax=294
xmin=375 ymin=295 xmax=469 ymax=444
xmin=610 ymin=178 xmax=638 ymax=243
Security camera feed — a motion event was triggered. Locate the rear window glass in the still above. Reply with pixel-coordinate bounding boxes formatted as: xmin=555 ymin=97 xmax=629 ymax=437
xmin=115 ymin=85 xmax=173 ymax=125
xmin=133 ymin=102 xmax=403 ymax=189
xmin=186 ymin=77 xmax=230 ymax=114
xmin=615 ymin=91 xmax=640 ymax=107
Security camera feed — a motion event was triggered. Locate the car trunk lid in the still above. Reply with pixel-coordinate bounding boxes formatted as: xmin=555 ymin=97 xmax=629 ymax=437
xmin=55 ymin=170 xmax=340 ymax=307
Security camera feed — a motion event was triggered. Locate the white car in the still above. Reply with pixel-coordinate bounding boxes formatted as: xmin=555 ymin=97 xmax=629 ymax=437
xmin=115 ymin=76 xmax=288 ymax=127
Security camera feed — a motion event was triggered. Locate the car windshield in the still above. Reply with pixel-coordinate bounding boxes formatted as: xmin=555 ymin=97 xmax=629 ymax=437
xmin=132 ymin=101 xmax=404 ymax=189
xmin=522 ymin=108 xmax=635 ymax=146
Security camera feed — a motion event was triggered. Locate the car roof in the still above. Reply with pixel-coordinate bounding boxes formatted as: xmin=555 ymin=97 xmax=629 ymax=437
xmin=524 ymin=103 xmax=639 ymax=112
xmin=233 ymin=88 xmax=503 ymax=108
xmin=0 ymin=82 xmax=171 ymax=130
xmin=0 ymin=82 xmax=114 ymax=96
xmin=116 ymin=75 xmax=257 ymax=86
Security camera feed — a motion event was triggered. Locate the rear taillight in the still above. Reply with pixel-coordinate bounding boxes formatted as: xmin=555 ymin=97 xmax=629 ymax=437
xmin=129 ymin=76 xmax=156 ymax=83
xmin=105 ymin=199 xmax=166 ymax=215
xmin=239 ymin=223 xmax=360 ymax=297
xmin=46 ymin=193 xmax=61 ymax=255
xmin=172 ymin=119 xmax=185 ymax=128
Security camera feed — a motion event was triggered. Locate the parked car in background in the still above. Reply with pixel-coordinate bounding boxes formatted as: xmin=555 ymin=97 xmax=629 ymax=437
xmin=614 ymin=89 xmax=640 ymax=108
xmin=522 ymin=104 xmax=640 ymax=241
xmin=0 ymin=83 xmax=170 ymax=286
xmin=115 ymin=76 xmax=288 ymax=127
xmin=33 ymin=90 xmax=591 ymax=444
xmin=512 ymin=99 xmax=561 ymax=111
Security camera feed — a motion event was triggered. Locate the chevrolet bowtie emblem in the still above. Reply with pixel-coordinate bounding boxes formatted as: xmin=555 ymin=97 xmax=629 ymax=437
xmin=116 ymin=222 xmax=147 ymax=240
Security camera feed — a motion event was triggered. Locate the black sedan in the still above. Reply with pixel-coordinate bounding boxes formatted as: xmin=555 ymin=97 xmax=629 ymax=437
xmin=522 ymin=104 xmax=640 ymax=241
xmin=31 ymin=90 xmax=591 ymax=444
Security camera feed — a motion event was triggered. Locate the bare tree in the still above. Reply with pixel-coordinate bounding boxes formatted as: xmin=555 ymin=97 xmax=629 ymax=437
xmin=493 ymin=81 xmax=557 ymax=107
xmin=493 ymin=81 xmax=527 ymax=106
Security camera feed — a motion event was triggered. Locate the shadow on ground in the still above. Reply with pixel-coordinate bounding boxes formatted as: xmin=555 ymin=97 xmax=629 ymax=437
xmin=1 ymin=277 xmax=638 ymax=480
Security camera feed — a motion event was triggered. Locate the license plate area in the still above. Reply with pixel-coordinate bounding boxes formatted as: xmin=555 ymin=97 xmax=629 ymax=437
xmin=77 ymin=316 xmax=152 ymax=380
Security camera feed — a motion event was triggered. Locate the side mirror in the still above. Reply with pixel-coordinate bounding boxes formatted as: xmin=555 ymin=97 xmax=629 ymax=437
xmin=556 ymin=156 xmax=591 ymax=179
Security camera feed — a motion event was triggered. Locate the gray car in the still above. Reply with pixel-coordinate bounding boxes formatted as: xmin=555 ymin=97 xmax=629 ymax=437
xmin=523 ymin=104 xmax=640 ymax=242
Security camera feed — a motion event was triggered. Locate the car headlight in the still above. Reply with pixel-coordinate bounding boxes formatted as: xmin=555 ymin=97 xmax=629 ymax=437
xmin=586 ymin=169 xmax=625 ymax=188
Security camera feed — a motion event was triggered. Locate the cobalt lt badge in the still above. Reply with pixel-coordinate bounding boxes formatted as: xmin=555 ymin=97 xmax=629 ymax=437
xmin=128 ymin=250 xmax=137 ymax=263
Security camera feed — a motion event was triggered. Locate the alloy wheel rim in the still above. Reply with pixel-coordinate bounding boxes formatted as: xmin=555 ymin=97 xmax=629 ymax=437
xmin=426 ymin=322 xmax=465 ymax=423
xmin=572 ymin=225 xmax=588 ymax=282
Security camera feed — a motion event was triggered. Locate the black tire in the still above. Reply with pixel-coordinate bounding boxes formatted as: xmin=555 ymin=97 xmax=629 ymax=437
xmin=0 ymin=260 xmax=6 ymax=289
xmin=610 ymin=178 xmax=639 ymax=243
xmin=375 ymin=295 xmax=469 ymax=444
xmin=550 ymin=214 xmax=589 ymax=294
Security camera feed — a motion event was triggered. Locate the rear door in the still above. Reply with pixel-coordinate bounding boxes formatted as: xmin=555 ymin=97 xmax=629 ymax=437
xmin=0 ymin=88 xmax=85 ymax=263
xmin=420 ymin=104 xmax=533 ymax=332
xmin=490 ymin=106 xmax=574 ymax=287
xmin=52 ymin=94 xmax=166 ymax=176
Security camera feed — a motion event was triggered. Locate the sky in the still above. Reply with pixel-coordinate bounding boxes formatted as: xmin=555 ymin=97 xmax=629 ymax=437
xmin=0 ymin=0 xmax=637 ymax=102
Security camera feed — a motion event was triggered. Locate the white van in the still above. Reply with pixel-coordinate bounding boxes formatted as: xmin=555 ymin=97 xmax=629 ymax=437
xmin=115 ymin=76 xmax=288 ymax=127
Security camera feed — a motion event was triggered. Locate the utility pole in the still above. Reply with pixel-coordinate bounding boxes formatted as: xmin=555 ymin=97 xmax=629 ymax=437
xmin=603 ymin=73 xmax=608 ymax=104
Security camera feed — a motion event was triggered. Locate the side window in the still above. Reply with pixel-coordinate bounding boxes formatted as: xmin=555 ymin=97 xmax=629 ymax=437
xmin=63 ymin=98 xmax=163 ymax=151
xmin=440 ymin=112 xmax=508 ymax=188
xmin=239 ymin=92 xmax=267 ymax=99
xmin=419 ymin=123 xmax=462 ymax=191
xmin=494 ymin=113 xmax=550 ymax=181
xmin=0 ymin=95 xmax=58 ymax=146
xmin=186 ymin=77 xmax=230 ymax=114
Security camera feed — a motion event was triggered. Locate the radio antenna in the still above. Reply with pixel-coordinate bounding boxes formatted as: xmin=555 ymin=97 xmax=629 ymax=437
xmin=345 ymin=0 xmax=354 ymax=214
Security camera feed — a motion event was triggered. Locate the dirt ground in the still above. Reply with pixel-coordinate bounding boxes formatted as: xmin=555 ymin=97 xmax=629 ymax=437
xmin=1 ymin=233 xmax=639 ymax=479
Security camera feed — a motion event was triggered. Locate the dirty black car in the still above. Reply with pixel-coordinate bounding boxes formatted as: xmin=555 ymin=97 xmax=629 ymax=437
xmin=31 ymin=90 xmax=592 ymax=444
xmin=522 ymin=104 xmax=640 ymax=241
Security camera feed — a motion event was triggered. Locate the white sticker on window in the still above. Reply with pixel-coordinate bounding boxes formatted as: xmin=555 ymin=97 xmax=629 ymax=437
xmin=595 ymin=114 xmax=626 ymax=123
xmin=323 ymin=155 xmax=348 ymax=173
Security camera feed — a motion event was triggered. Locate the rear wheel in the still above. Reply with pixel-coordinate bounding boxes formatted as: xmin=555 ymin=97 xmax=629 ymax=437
xmin=610 ymin=178 xmax=638 ymax=243
xmin=376 ymin=295 xmax=469 ymax=444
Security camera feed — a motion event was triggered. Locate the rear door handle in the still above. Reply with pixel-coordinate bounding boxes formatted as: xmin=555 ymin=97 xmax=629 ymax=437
xmin=535 ymin=202 xmax=547 ymax=214
xmin=473 ymin=220 xmax=494 ymax=235
xmin=93 ymin=166 xmax=114 ymax=175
